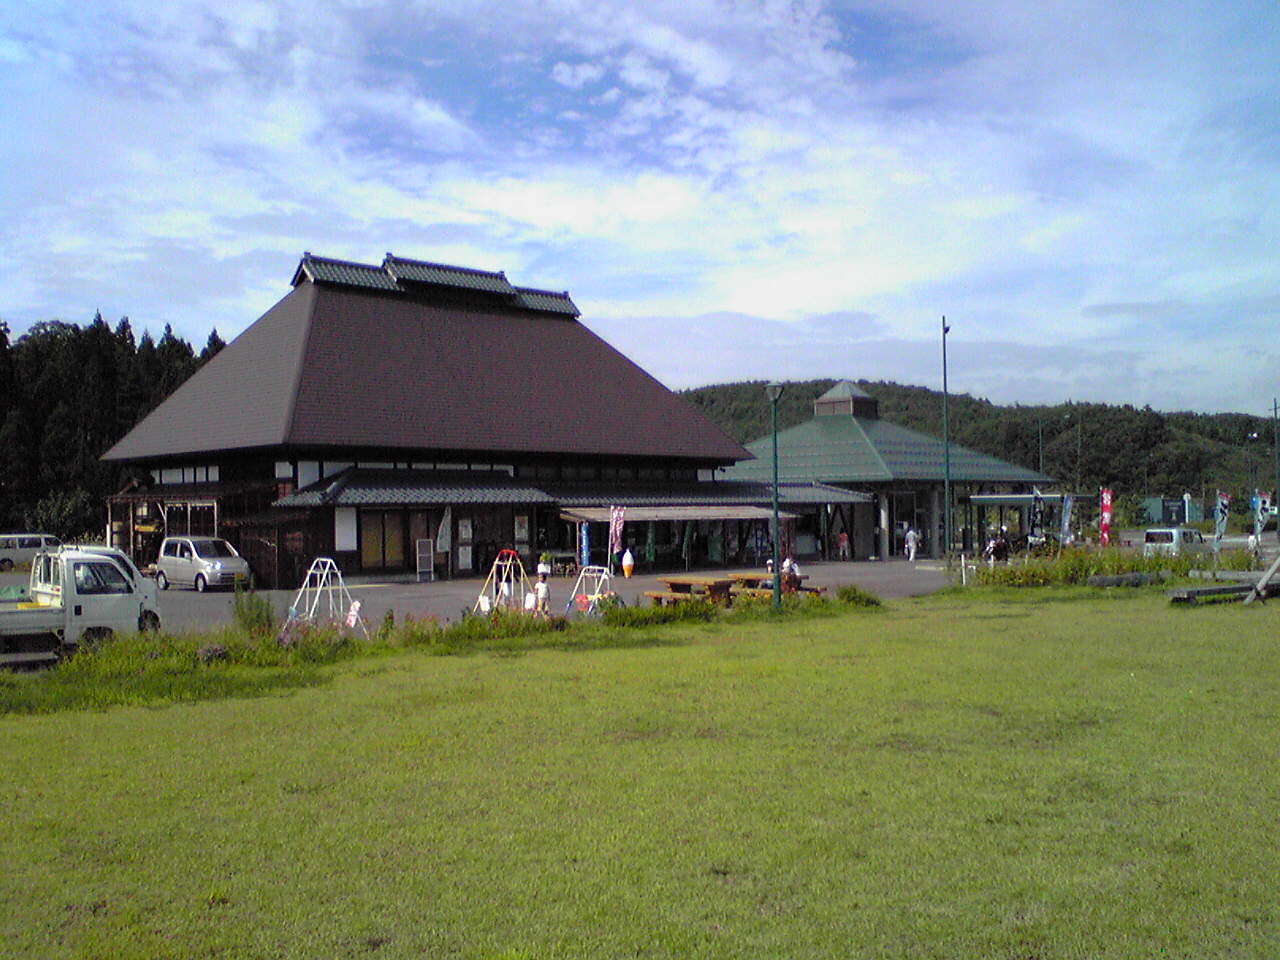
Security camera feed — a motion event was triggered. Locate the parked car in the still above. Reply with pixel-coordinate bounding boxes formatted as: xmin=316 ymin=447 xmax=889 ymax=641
xmin=155 ymin=536 xmax=251 ymax=592
xmin=1142 ymin=527 xmax=1209 ymax=557
xmin=0 ymin=534 xmax=62 ymax=571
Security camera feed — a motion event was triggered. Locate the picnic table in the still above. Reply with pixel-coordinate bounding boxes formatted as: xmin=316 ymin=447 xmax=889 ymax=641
xmin=645 ymin=575 xmax=734 ymax=607
xmin=725 ymin=570 xmax=808 ymax=589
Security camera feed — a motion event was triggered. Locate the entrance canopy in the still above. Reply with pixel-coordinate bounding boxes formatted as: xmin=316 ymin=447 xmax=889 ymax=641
xmin=560 ymin=505 xmax=797 ymax=524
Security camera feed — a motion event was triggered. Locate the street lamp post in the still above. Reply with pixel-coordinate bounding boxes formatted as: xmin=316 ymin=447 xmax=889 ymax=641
xmin=767 ymin=382 xmax=786 ymax=610
xmin=1037 ymin=417 xmax=1044 ymax=474
xmin=942 ymin=317 xmax=952 ymax=555
xmin=1273 ymin=399 xmax=1279 ymax=543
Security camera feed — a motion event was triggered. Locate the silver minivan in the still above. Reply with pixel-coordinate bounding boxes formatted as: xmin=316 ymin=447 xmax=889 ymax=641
xmin=0 ymin=533 xmax=62 ymax=571
xmin=1142 ymin=527 xmax=1208 ymax=557
xmin=155 ymin=536 xmax=251 ymax=591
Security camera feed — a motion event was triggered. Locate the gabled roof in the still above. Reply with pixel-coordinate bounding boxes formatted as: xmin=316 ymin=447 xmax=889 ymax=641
xmin=721 ymin=414 xmax=1052 ymax=485
xmin=817 ymin=380 xmax=874 ymax=401
xmin=275 ymin=469 xmax=555 ymax=508
xmin=105 ymin=254 xmax=748 ymax=465
xmin=290 ymin=252 xmax=578 ymax=316
xmin=382 ymin=255 xmax=517 ymax=295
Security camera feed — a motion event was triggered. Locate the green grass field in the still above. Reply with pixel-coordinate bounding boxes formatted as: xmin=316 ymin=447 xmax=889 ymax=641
xmin=2 ymin=589 xmax=1278 ymax=958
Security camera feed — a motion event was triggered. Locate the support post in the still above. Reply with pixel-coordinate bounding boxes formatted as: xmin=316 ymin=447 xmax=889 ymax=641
xmin=766 ymin=382 xmax=786 ymax=609
xmin=878 ymin=492 xmax=890 ymax=561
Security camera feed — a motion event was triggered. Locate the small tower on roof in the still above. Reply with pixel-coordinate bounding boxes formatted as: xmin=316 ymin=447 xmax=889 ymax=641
xmin=814 ymin=380 xmax=879 ymax=420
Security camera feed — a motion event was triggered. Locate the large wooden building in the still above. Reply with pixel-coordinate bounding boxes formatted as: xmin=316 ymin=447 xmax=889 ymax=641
xmin=103 ymin=253 xmax=864 ymax=586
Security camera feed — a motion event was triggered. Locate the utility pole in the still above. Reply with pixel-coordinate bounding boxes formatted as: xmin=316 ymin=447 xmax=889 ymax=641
xmin=1274 ymin=399 xmax=1279 ymax=542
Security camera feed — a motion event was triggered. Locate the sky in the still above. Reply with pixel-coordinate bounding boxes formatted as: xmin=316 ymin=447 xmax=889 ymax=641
xmin=1 ymin=0 xmax=1277 ymax=416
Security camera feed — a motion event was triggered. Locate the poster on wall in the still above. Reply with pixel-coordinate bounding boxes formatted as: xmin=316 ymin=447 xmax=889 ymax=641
xmin=458 ymin=545 xmax=472 ymax=570
xmin=514 ymin=515 xmax=529 ymax=544
xmin=458 ymin=517 xmax=472 ymax=542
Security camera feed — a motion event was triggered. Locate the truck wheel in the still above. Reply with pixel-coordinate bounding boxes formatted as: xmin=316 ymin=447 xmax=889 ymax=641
xmin=139 ymin=611 xmax=161 ymax=633
xmin=195 ymin=574 xmax=207 ymax=593
xmin=156 ymin=571 xmax=169 ymax=590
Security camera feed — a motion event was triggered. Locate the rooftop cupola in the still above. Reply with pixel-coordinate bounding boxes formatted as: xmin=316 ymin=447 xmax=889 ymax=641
xmin=814 ymin=380 xmax=879 ymax=419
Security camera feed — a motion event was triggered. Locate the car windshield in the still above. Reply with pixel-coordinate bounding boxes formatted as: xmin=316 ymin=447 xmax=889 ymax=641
xmin=193 ymin=539 xmax=236 ymax=558
xmin=1145 ymin=531 xmax=1174 ymax=544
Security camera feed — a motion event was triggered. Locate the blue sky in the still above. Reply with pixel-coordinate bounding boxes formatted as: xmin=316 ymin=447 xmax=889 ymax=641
xmin=2 ymin=0 xmax=1277 ymax=415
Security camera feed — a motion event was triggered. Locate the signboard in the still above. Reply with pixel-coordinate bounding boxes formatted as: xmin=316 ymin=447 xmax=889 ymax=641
xmin=1099 ymin=488 xmax=1113 ymax=547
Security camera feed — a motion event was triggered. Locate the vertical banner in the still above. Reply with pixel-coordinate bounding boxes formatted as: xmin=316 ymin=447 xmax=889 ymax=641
xmin=1060 ymin=495 xmax=1074 ymax=544
xmin=608 ymin=505 xmax=625 ymax=556
xmin=578 ymin=521 xmax=590 ymax=567
xmin=1214 ymin=491 xmax=1230 ymax=551
xmin=1254 ymin=492 xmax=1271 ymax=541
xmin=1099 ymin=488 xmax=1113 ymax=547
xmin=437 ymin=506 xmax=452 ymax=551
xmin=1030 ymin=489 xmax=1045 ymax=541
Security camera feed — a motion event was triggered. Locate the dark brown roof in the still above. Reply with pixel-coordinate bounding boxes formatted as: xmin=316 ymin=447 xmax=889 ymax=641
xmin=105 ymin=255 xmax=749 ymax=465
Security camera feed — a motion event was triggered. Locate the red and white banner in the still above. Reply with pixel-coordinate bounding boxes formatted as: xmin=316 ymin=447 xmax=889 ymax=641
xmin=1099 ymin=488 xmax=1113 ymax=546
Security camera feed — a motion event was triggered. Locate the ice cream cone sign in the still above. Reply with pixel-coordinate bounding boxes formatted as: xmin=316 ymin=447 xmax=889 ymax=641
xmin=621 ymin=548 xmax=634 ymax=578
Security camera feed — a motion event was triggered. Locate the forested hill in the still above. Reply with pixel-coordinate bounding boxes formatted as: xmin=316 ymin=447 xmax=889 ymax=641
xmin=680 ymin=379 xmax=1276 ymax=502
xmin=0 ymin=315 xmax=224 ymax=534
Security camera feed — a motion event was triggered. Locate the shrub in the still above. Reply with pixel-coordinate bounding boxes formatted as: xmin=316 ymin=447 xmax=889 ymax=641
xmin=602 ymin=600 xmax=716 ymax=628
xmin=232 ymin=585 xmax=275 ymax=637
xmin=835 ymin=584 xmax=883 ymax=607
xmin=970 ymin=546 xmax=1248 ymax=588
xmin=724 ymin=591 xmax=838 ymax=621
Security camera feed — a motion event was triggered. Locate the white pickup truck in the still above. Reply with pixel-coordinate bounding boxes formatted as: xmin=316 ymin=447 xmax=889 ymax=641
xmin=0 ymin=548 xmax=163 ymax=666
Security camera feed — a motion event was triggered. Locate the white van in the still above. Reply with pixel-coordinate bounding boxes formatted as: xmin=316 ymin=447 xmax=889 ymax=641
xmin=1142 ymin=527 xmax=1208 ymax=557
xmin=0 ymin=534 xmax=62 ymax=571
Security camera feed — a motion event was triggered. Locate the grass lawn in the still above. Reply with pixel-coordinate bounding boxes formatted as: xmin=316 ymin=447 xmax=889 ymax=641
xmin=2 ymin=589 xmax=1278 ymax=958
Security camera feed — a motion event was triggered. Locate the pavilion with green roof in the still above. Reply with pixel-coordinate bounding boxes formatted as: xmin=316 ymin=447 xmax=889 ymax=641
xmin=718 ymin=381 xmax=1053 ymax=560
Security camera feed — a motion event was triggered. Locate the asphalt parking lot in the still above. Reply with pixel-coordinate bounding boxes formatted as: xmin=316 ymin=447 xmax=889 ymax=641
xmin=1 ymin=558 xmax=952 ymax=634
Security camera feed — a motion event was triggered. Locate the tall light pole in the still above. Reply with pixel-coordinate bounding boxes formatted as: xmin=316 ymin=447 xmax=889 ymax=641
xmin=1037 ymin=416 xmax=1044 ymax=474
xmin=941 ymin=317 xmax=952 ymax=554
xmin=1273 ymin=399 xmax=1279 ymax=542
xmin=1076 ymin=416 xmax=1083 ymax=493
xmin=767 ymin=381 xmax=786 ymax=610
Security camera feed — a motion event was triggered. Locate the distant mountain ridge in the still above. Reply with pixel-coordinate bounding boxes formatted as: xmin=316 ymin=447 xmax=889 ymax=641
xmin=680 ymin=379 xmax=1276 ymax=506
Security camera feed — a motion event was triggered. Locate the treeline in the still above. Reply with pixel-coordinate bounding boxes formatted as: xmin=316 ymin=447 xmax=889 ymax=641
xmin=0 ymin=314 xmax=224 ymax=536
xmin=682 ymin=379 xmax=1277 ymax=513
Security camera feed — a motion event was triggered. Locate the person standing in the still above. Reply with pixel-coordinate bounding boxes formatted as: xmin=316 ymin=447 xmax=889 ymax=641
xmin=837 ymin=530 xmax=850 ymax=561
xmin=533 ymin=571 xmax=551 ymax=619
xmin=905 ymin=527 xmax=920 ymax=562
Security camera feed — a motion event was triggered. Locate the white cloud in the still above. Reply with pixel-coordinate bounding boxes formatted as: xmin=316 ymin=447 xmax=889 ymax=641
xmin=0 ymin=0 xmax=1276 ymax=414
xmin=551 ymin=60 xmax=605 ymax=88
